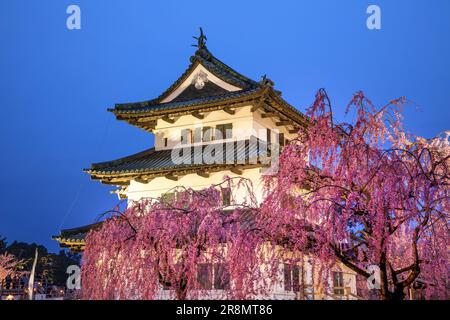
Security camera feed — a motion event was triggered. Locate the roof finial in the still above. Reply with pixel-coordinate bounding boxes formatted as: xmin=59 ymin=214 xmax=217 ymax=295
xmin=260 ymin=74 xmax=275 ymax=87
xmin=192 ymin=27 xmax=207 ymax=49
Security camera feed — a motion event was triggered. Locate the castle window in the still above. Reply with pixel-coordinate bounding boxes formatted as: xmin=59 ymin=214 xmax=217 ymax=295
xmin=284 ymin=263 xmax=301 ymax=292
xmin=193 ymin=127 xmax=202 ymax=143
xmin=164 ymin=137 xmax=168 ymax=147
xmin=181 ymin=129 xmax=192 ymax=144
xmin=215 ymin=123 xmax=232 ymax=140
xmin=197 ymin=264 xmax=213 ymax=289
xmin=266 ymin=128 xmax=272 ymax=156
xmin=202 ymin=126 xmax=213 ymax=142
xmin=266 ymin=128 xmax=272 ymax=144
xmin=278 ymin=132 xmax=285 ymax=148
xmin=197 ymin=263 xmax=230 ymax=290
xmin=221 ymin=188 xmax=231 ymax=206
xmin=332 ymin=272 xmax=345 ymax=295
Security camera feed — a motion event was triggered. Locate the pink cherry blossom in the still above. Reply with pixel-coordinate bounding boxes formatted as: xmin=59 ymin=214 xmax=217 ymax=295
xmin=82 ymin=90 xmax=449 ymax=300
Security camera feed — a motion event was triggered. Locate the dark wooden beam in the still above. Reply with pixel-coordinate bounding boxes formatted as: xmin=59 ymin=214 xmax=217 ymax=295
xmin=196 ymin=171 xmax=210 ymax=178
xmin=101 ymin=180 xmax=130 ymax=186
xmin=250 ymin=91 xmax=270 ymax=112
xmin=250 ymin=104 xmax=260 ymax=112
xmin=261 ymin=112 xmax=276 ymax=118
xmin=230 ymin=167 xmax=243 ymax=175
xmin=289 ymin=128 xmax=300 ymax=134
xmin=276 ymin=121 xmax=291 ymax=126
xmin=135 ymin=178 xmax=146 ymax=184
xmin=192 ymin=111 xmax=204 ymax=120
xmin=130 ymin=120 xmax=157 ymax=128
xmin=165 ymin=174 xmax=178 ymax=181
xmin=223 ymin=107 xmax=235 ymax=115
xmin=119 ymin=193 xmax=127 ymax=200
xmin=135 ymin=176 xmax=153 ymax=184
xmin=162 ymin=116 xmax=175 ymax=124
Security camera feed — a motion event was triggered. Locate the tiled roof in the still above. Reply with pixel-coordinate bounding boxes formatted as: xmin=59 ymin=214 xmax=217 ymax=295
xmin=170 ymin=80 xmax=230 ymax=103
xmin=53 ymin=211 xmax=258 ymax=252
xmin=107 ymin=41 xmax=309 ymax=132
xmin=109 ymin=88 xmax=261 ymax=115
xmin=192 ymin=49 xmax=261 ymax=89
xmin=86 ymin=138 xmax=268 ymax=176
xmin=112 ymin=47 xmax=261 ymax=112
xmin=52 ymin=222 xmax=103 ymax=247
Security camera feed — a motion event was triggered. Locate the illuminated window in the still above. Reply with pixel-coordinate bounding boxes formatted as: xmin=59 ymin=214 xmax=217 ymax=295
xmin=266 ymin=128 xmax=272 ymax=144
xmin=214 ymin=264 xmax=230 ymax=290
xmin=215 ymin=123 xmax=232 ymax=140
xmin=197 ymin=264 xmax=212 ymax=289
xmin=202 ymin=126 xmax=213 ymax=142
xmin=221 ymin=188 xmax=231 ymax=206
xmin=181 ymin=129 xmax=192 ymax=144
xmin=284 ymin=263 xmax=301 ymax=292
xmin=278 ymin=132 xmax=285 ymax=148
xmin=333 ymin=272 xmax=344 ymax=295
xmin=197 ymin=263 xmax=230 ymax=290
xmin=193 ymin=128 xmax=202 ymax=143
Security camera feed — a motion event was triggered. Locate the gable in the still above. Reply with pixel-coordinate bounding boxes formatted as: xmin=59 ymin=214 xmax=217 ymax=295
xmin=160 ymin=64 xmax=242 ymax=103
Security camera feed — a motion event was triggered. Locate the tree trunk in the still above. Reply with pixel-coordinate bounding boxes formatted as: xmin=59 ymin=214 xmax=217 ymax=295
xmin=176 ymin=289 xmax=187 ymax=300
xmin=175 ymin=278 xmax=188 ymax=300
xmin=391 ymin=285 xmax=406 ymax=300
xmin=377 ymin=281 xmax=406 ymax=300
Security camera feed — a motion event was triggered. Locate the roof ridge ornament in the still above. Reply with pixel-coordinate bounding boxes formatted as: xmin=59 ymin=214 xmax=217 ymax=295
xmin=192 ymin=70 xmax=208 ymax=90
xmin=260 ymin=74 xmax=275 ymax=87
xmin=192 ymin=27 xmax=207 ymax=50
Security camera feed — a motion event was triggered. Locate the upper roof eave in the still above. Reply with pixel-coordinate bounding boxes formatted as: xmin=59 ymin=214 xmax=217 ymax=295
xmin=113 ymin=47 xmax=261 ymax=112
xmin=108 ymin=87 xmax=263 ymax=116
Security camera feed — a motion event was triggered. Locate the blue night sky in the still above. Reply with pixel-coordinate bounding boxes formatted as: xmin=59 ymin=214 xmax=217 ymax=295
xmin=0 ymin=0 xmax=449 ymax=252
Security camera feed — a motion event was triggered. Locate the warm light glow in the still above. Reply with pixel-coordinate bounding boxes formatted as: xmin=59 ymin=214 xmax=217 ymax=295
xmin=5 ymin=294 xmax=14 ymax=300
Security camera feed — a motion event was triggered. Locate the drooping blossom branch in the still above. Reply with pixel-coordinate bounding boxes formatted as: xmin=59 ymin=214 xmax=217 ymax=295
xmin=82 ymin=178 xmax=278 ymax=300
xmin=261 ymin=89 xmax=449 ymax=300
xmin=82 ymin=90 xmax=448 ymax=300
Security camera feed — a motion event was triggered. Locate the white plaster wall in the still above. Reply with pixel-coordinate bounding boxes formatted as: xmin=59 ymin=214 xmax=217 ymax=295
xmin=153 ymin=106 xmax=301 ymax=152
xmin=125 ymin=167 xmax=265 ymax=206
xmin=154 ymin=106 xmax=256 ymax=150
xmin=252 ymin=110 xmax=298 ymax=142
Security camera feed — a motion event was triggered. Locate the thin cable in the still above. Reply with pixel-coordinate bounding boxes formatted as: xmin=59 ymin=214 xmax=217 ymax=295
xmin=56 ymin=115 xmax=112 ymax=232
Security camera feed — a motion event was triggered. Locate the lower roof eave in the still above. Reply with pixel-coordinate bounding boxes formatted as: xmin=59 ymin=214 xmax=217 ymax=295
xmin=88 ymin=162 xmax=268 ymax=185
xmin=53 ymin=221 xmax=104 ymax=252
